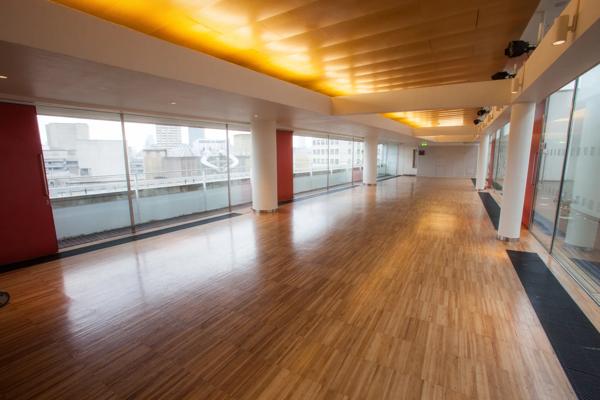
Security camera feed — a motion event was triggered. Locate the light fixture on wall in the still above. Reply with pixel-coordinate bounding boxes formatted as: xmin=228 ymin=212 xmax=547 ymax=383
xmin=552 ymin=14 xmax=577 ymax=46
xmin=510 ymin=76 xmax=523 ymax=94
xmin=0 ymin=75 xmax=7 ymax=79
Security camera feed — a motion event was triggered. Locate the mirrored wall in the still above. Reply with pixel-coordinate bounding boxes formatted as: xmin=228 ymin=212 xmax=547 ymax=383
xmin=37 ymin=107 xmax=252 ymax=248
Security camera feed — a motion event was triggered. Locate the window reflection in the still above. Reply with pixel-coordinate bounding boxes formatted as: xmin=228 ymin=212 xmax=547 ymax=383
xmin=553 ymin=64 xmax=600 ymax=302
xmin=493 ymin=124 xmax=510 ymax=192
xmin=377 ymin=143 xmax=400 ymax=178
xmin=530 ymin=82 xmax=575 ymax=249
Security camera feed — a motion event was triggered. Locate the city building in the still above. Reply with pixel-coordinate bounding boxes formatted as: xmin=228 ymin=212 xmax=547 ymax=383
xmin=1 ymin=1 xmax=599 ymax=399
xmin=155 ymin=125 xmax=182 ymax=148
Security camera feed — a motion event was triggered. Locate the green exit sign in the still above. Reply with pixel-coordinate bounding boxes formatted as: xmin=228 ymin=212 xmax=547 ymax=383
xmin=420 ymin=142 xmax=428 ymax=147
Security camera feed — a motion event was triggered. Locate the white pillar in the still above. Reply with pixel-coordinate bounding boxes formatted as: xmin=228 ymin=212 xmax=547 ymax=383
xmin=363 ymin=135 xmax=378 ymax=185
xmin=475 ymin=133 xmax=489 ymax=190
xmin=497 ymin=102 xmax=535 ymax=240
xmin=251 ymin=119 xmax=278 ymax=212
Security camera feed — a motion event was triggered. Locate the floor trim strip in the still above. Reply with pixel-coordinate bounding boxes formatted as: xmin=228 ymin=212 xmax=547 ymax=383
xmin=507 ymin=250 xmax=600 ymax=400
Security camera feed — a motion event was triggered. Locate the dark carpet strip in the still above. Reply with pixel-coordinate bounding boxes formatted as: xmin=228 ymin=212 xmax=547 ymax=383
xmin=477 ymin=192 xmax=500 ymax=230
xmin=507 ymin=250 xmax=600 ymax=400
xmin=0 ymin=213 xmax=242 ymax=273
xmin=471 ymin=177 xmax=476 ymax=187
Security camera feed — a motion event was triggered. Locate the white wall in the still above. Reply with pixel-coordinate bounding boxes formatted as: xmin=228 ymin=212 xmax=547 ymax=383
xmin=416 ymin=145 xmax=478 ymax=178
xmin=398 ymin=145 xmax=418 ymax=175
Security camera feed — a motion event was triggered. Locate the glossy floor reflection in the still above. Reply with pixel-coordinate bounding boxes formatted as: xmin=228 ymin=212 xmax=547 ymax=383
xmin=0 ymin=177 xmax=578 ymax=399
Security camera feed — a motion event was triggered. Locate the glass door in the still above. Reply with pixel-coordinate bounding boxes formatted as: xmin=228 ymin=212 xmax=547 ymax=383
xmin=530 ymin=82 xmax=576 ymax=250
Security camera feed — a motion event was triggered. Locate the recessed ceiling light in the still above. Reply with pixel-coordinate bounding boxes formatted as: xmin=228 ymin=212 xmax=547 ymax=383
xmin=0 ymin=75 xmax=7 ymax=79
xmin=170 ymin=101 xmax=176 ymax=105
xmin=253 ymin=114 xmax=259 ymax=118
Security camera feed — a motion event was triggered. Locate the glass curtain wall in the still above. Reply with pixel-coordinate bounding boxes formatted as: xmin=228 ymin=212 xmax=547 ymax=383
xmin=377 ymin=144 xmax=387 ymax=177
xmin=37 ymin=108 xmax=252 ymax=248
xmin=385 ymin=143 xmax=399 ymax=176
xmin=376 ymin=142 xmax=400 ymax=178
xmin=37 ymin=110 xmax=132 ymax=247
xmin=227 ymin=125 xmax=253 ymax=206
xmin=292 ymin=133 xmax=362 ymax=195
xmin=552 ymin=64 xmax=600 ymax=303
xmin=328 ymin=136 xmax=353 ymax=187
xmin=292 ymin=135 xmax=329 ymax=193
xmin=530 ymin=82 xmax=576 ymax=249
xmin=492 ymin=124 xmax=510 ymax=192
xmin=353 ymin=139 xmax=364 ymax=182
xmin=527 ymin=63 xmax=600 ymax=304
xmin=123 ymin=118 xmax=229 ymax=228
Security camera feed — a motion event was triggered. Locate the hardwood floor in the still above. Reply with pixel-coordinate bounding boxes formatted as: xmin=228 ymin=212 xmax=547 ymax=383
xmin=0 ymin=177 xmax=580 ymax=399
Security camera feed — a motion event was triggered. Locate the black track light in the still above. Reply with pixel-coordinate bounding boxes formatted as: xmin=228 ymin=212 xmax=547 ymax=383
xmin=504 ymin=40 xmax=536 ymax=58
xmin=477 ymin=108 xmax=490 ymax=117
xmin=491 ymin=71 xmax=516 ymax=80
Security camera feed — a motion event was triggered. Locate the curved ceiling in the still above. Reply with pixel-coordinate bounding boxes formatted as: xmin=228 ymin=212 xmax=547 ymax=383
xmin=53 ymin=0 xmax=539 ymax=96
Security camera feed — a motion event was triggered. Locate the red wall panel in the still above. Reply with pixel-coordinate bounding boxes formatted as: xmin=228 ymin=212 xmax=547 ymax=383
xmin=522 ymin=101 xmax=546 ymax=228
xmin=0 ymin=102 xmax=58 ymax=266
xmin=276 ymin=130 xmax=293 ymax=202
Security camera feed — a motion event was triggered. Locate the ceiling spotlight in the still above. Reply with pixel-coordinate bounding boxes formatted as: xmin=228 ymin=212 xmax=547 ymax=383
xmin=491 ymin=71 xmax=516 ymax=80
xmin=477 ymin=107 xmax=490 ymax=117
xmin=473 ymin=119 xmax=482 ymax=126
xmin=553 ymin=14 xmax=577 ymax=46
xmin=504 ymin=40 xmax=536 ymax=58
xmin=0 ymin=75 xmax=7 ymax=79
xmin=170 ymin=101 xmax=176 ymax=105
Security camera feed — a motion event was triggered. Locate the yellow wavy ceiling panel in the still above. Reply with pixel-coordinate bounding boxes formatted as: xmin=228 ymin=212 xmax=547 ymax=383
xmin=383 ymin=108 xmax=479 ymax=128
xmin=53 ymin=0 xmax=538 ymax=96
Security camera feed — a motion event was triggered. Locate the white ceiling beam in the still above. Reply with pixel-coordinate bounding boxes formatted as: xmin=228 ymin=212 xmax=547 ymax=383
xmin=331 ymin=80 xmax=512 ymax=115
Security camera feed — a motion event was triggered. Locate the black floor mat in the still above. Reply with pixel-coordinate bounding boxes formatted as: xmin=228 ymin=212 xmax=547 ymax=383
xmin=507 ymin=250 xmax=600 ymax=400
xmin=478 ymin=192 xmax=500 ymax=230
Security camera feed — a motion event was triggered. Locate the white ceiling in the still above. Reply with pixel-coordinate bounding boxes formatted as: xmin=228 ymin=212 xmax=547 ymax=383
xmin=0 ymin=40 xmax=413 ymax=143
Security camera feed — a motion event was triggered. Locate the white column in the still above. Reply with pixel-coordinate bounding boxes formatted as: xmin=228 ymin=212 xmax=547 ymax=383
xmin=475 ymin=133 xmax=489 ymax=190
xmin=251 ymin=119 xmax=278 ymax=212
xmin=497 ymin=102 xmax=535 ymax=240
xmin=363 ymin=135 xmax=378 ymax=185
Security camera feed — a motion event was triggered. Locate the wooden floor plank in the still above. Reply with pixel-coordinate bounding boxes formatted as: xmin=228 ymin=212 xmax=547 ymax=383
xmin=0 ymin=177 xmax=584 ymax=399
